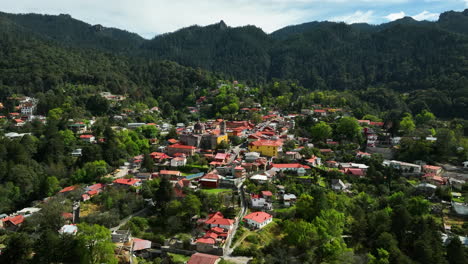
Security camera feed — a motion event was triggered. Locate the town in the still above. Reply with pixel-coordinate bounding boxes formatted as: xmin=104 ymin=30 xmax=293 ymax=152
xmin=0 ymin=79 xmax=467 ymax=264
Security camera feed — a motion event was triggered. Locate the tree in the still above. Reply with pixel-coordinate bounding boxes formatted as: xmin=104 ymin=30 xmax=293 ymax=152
xmin=296 ymin=194 xmax=315 ymax=221
xmin=415 ymin=110 xmax=435 ymax=125
xmin=336 ymin=117 xmax=361 ymax=141
xmin=310 ymin=121 xmax=332 ymax=142
xmin=45 ymin=176 xmax=61 ymax=197
xmin=182 ymin=194 xmax=202 ymax=217
xmin=446 ymin=236 xmax=466 ymax=264
xmin=283 ymin=219 xmax=317 ymax=249
xmin=76 ymin=223 xmax=117 ymax=264
xmin=400 ymin=114 xmax=416 ymax=134
xmin=142 ymin=152 xmax=154 ymax=172
xmin=154 ymin=177 xmax=173 ymax=209
xmin=0 ymin=233 xmax=33 ymax=264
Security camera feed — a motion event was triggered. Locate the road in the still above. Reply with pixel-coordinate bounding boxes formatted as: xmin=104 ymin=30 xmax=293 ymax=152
xmin=110 ymin=207 xmax=149 ymax=232
xmin=223 ymin=180 xmax=248 ymax=257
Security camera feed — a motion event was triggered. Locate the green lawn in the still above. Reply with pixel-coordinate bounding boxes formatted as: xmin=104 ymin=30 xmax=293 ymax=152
xmin=168 ymin=253 xmax=190 ymax=263
xmin=201 ymin=188 xmax=232 ymax=194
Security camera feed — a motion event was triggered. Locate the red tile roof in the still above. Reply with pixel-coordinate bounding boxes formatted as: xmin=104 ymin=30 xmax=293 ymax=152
xmin=244 ymin=212 xmax=272 ymax=224
xmin=2 ymin=214 xmax=24 ymax=226
xmin=271 ymin=163 xmax=311 ymax=169
xmin=250 ymin=140 xmax=283 ymax=147
xmin=59 ymin=185 xmax=77 ymax=193
xmin=113 ymin=178 xmax=141 ymax=186
xmin=80 ymin=135 xmax=94 ymax=139
xmin=133 ymin=238 xmax=152 ymax=251
xmin=261 ymin=191 xmax=273 ymax=197
xmin=188 ymin=253 xmax=220 ymax=264
xmin=168 ymin=144 xmax=196 ymax=150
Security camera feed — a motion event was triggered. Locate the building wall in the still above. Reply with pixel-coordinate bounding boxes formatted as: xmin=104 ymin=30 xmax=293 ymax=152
xmin=248 ymin=145 xmax=278 ymax=157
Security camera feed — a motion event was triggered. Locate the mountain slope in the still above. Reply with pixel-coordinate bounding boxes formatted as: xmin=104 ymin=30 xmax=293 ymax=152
xmin=0 ymin=12 xmax=145 ymax=53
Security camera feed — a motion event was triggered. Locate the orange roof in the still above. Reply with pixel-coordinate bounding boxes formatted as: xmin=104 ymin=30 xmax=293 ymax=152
xmin=2 ymin=215 xmax=24 ymax=226
xmin=250 ymin=140 xmax=283 ymax=147
xmin=271 ymin=163 xmax=311 ymax=169
xmin=244 ymin=212 xmax=272 ymax=224
xmin=160 ymin=170 xmax=181 ymax=175
xmin=59 ymin=185 xmax=77 ymax=193
xmin=113 ymin=178 xmax=141 ymax=186
xmin=188 ymin=253 xmax=220 ymax=264
xmin=168 ymin=144 xmax=196 ymax=150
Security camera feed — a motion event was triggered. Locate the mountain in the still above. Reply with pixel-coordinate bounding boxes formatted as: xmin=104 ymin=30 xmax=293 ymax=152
xmin=0 ymin=12 xmax=145 ymax=53
xmin=1 ymin=9 xmax=468 ymax=109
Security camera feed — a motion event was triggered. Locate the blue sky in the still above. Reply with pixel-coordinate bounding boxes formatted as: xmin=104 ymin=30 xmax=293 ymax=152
xmin=1 ymin=0 xmax=467 ymax=38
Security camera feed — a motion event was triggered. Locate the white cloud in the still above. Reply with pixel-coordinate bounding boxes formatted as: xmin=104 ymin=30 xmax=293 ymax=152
xmin=385 ymin=11 xmax=406 ymax=21
xmin=412 ymin=10 xmax=440 ymax=21
xmin=464 ymin=0 xmax=468 ymax=7
xmin=331 ymin=10 xmax=375 ymax=24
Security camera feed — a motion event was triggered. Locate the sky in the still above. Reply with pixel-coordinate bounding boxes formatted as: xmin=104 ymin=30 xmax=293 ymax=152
xmin=1 ymin=0 xmax=467 ymax=39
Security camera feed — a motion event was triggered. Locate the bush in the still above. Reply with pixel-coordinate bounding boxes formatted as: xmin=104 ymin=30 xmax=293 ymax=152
xmin=245 ymin=234 xmax=259 ymax=244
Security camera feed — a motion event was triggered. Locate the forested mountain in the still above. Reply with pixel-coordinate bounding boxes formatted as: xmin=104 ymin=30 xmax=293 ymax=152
xmin=1 ymin=9 xmax=468 ymax=118
xmin=0 ymin=12 xmax=145 ymax=53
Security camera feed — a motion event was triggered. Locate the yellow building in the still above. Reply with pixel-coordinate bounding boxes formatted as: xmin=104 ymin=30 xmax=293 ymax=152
xmin=248 ymin=140 xmax=283 ymax=157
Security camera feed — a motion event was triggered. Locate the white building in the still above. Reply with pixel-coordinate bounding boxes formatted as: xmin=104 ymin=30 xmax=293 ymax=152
xmin=243 ymin=212 xmax=273 ymax=229
xmin=170 ymin=157 xmax=187 ymax=167
xmin=250 ymin=195 xmax=272 ymax=210
xmin=383 ymin=160 xmax=421 ymax=173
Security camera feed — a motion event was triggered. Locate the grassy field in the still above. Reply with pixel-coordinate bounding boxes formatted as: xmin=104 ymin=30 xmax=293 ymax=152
xmin=201 ymin=188 xmax=232 ymax=194
xmin=168 ymin=253 xmax=190 ymax=263
xmin=235 ymin=220 xmax=284 ymax=250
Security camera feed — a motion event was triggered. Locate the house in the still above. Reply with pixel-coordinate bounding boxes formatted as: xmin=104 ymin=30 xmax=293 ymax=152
xmin=59 ymin=185 xmax=78 ymax=194
xmin=244 ymin=152 xmax=261 ymax=162
xmin=204 ymin=212 xmax=234 ymax=230
xmin=305 ymin=156 xmax=322 ymax=167
xmin=59 ymin=224 xmax=78 ymax=235
xmin=383 ymin=160 xmax=421 ymax=173
xmin=136 ymin=172 xmax=153 ymax=181
xmin=167 ymin=144 xmax=196 ymax=156
xmin=250 ymin=174 xmax=268 ymax=184
xmin=1 ymin=215 xmax=24 ymax=230
xmin=159 ymin=170 xmax=182 ymax=180
xmin=133 ymin=238 xmax=152 ymax=252
xmin=345 ymin=168 xmax=366 ymax=177
xmin=170 ymin=156 xmax=187 ymax=167
xmin=187 ymin=253 xmax=220 ymax=264
xmin=79 ymin=135 xmax=95 ymax=143
xmin=423 ymin=165 xmax=443 ymax=175
xmin=356 ymin=151 xmax=372 ymax=158
xmin=463 ymin=161 xmax=468 ymax=168
xmin=271 ymin=164 xmax=311 ymax=174
xmin=449 ymin=178 xmax=466 ymax=191
xmin=423 ymin=174 xmax=447 ymax=185
xmin=150 ymin=152 xmax=170 ymax=163
xmin=250 ymin=194 xmax=272 ymax=210
xmin=314 ymin=109 xmax=327 ymax=116
xmin=14 ymin=119 xmax=25 ymax=127
xmin=248 ymin=139 xmax=283 ymax=157
xmin=200 ymin=173 xmax=221 ymax=188
xmin=84 ymin=183 xmax=104 ymax=197
xmin=71 ymin=149 xmax=82 ymax=157
xmin=331 ymin=179 xmax=349 ymax=191
xmin=283 ymin=193 xmax=297 ymax=207
xmin=244 ymin=212 xmax=273 ymax=229
xmin=113 ymin=178 xmax=142 ymax=187
xmin=68 ymin=122 xmax=87 ymax=134
xmin=234 ymin=166 xmax=246 ymax=178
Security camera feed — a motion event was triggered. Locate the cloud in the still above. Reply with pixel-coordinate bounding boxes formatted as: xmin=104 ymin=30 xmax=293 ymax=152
xmin=331 ymin=10 xmax=375 ymax=24
xmin=385 ymin=11 xmax=406 ymax=21
xmin=412 ymin=10 xmax=440 ymax=21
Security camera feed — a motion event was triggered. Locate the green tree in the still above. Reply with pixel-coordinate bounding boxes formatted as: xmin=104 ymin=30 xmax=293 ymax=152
xmin=400 ymin=114 xmax=416 ymax=134
xmin=310 ymin=121 xmax=333 ymax=142
xmin=45 ymin=176 xmax=61 ymax=196
xmin=0 ymin=233 xmax=33 ymax=264
xmin=446 ymin=236 xmax=466 ymax=264
xmin=336 ymin=117 xmax=361 ymax=141
xmin=415 ymin=110 xmax=435 ymax=125
xmin=76 ymin=223 xmax=117 ymax=264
